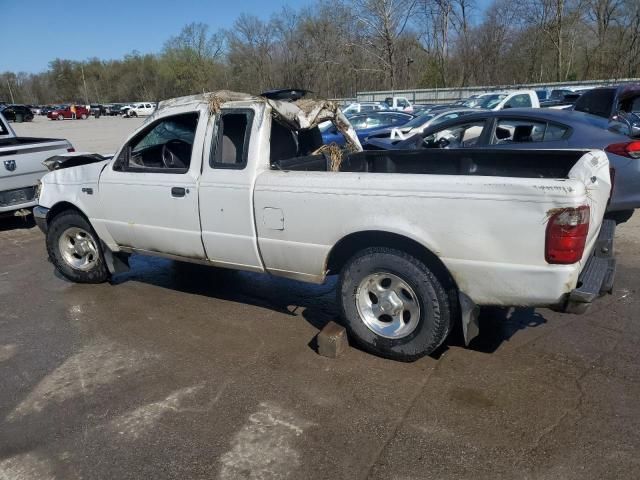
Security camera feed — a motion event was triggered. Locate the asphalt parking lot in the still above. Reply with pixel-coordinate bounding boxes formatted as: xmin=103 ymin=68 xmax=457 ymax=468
xmin=1 ymin=116 xmax=640 ymax=479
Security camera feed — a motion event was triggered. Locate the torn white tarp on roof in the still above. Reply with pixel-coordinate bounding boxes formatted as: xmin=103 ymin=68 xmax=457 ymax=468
xmin=155 ymin=90 xmax=364 ymax=152
xmin=267 ymin=98 xmax=362 ymax=152
xmin=197 ymin=90 xmax=362 ymax=152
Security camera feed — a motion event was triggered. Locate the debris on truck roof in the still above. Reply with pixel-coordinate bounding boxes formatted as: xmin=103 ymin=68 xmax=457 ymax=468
xmin=156 ymin=90 xmax=362 ymax=153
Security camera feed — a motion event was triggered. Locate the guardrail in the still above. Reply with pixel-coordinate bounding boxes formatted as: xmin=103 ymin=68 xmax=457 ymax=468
xmin=354 ymin=78 xmax=640 ymax=104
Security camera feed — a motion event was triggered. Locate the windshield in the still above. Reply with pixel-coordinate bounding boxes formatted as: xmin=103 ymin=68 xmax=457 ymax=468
xmin=465 ymin=94 xmax=507 ymax=109
xmin=402 ymin=112 xmax=436 ymax=129
xmin=133 ymin=117 xmax=197 ymax=153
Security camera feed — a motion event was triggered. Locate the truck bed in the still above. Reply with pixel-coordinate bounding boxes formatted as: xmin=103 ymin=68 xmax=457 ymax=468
xmin=272 ymin=148 xmax=587 ymax=179
xmin=0 ymin=134 xmax=72 ymax=213
xmin=256 ymin=148 xmax=611 ymax=307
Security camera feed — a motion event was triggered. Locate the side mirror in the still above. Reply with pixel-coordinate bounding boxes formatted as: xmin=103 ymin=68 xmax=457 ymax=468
xmin=502 ymin=104 xmax=512 ymax=109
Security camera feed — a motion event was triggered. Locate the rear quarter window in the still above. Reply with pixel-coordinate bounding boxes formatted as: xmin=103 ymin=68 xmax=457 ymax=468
xmin=492 ymin=119 xmax=569 ymax=143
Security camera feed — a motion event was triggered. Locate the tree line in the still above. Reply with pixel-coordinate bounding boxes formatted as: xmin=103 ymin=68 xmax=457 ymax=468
xmin=2 ymin=0 xmax=639 ymax=105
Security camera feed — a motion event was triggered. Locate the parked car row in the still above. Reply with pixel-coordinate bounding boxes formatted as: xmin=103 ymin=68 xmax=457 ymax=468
xmin=325 ymin=90 xmax=542 ymax=148
xmin=0 ymin=102 xmax=159 ymax=120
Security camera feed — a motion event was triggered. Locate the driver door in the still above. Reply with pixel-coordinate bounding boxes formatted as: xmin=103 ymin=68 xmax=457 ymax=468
xmin=98 ymin=108 xmax=207 ymax=258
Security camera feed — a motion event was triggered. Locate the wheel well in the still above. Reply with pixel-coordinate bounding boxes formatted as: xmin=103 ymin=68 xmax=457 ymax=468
xmin=326 ymin=231 xmax=457 ymax=290
xmin=47 ymin=202 xmax=89 ymax=224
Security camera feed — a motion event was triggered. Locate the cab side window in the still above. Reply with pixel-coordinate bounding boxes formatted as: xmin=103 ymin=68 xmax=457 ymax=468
xmin=211 ymin=109 xmax=254 ymax=170
xmin=114 ymin=112 xmax=198 ymax=173
xmin=505 ymin=94 xmax=532 ymax=108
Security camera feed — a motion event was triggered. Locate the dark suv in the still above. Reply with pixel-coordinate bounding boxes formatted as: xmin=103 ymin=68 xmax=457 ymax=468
xmin=573 ymin=85 xmax=640 ymax=136
xmin=0 ymin=104 xmax=34 ymax=122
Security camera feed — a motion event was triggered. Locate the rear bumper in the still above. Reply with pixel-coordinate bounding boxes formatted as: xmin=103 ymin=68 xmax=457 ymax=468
xmin=563 ymin=219 xmax=616 ymax=314
xmin=33 ymin=206 xmax=49 ymax=233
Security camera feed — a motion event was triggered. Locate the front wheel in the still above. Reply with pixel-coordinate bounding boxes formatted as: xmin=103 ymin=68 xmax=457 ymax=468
xmin=338 ymin=247 xmax=452 ymax=361
xmin=46 ymin=210 xmax=110 ymax=283
xmin=80 ymin=113 xmax=87 ymax=120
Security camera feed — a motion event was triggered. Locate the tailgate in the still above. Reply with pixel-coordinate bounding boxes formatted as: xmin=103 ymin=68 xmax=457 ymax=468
xmin=0 ymin=140 xmax=71 ymax=191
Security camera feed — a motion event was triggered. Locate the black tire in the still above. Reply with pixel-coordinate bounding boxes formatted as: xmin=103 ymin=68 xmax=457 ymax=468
xmin=46 ymin=210 xmax=110 ymax=283
xmin=338 ymin=247 xmax=452 ymax=361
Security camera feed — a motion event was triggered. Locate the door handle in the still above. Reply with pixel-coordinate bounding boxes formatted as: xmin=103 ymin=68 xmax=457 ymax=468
xmin=171 ymin=187 xmax=186 ymax=197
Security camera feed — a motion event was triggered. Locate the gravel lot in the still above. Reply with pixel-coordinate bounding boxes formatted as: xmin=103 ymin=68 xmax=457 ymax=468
xmin=1 ymin=116 xmax=640 ymax=479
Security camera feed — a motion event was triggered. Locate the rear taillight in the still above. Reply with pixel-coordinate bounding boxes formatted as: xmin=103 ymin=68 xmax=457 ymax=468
xmin=545 ymin=206 xmax=590 ymax=264
xmin=605 ymin=141 xmax=640 ymax=158
xmin=67 ymin=147 xmax=75 ymax=152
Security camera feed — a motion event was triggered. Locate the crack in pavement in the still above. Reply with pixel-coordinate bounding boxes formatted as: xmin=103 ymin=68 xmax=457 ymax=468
xmin=359 ymin=360 xmax=440 ymax=480
xmin=515 ymin=325 xmax=627 ymax=472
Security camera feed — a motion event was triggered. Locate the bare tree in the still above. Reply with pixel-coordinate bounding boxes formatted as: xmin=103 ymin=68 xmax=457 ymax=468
xmin=352 ymin=0 xmax=418 ymax=89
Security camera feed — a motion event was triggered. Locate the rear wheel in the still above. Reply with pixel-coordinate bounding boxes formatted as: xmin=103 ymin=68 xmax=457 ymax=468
xmin=46 ymin=210 xmax=109 ymax=283
xmin=338 ymin=247 xmax=452 ymax=361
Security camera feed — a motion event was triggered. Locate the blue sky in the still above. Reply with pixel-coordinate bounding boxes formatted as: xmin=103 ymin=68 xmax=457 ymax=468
xmin=1 ymin=0 xmax=493 ymax=74
xmin=0 ymin=0 xmax=314 ymax=73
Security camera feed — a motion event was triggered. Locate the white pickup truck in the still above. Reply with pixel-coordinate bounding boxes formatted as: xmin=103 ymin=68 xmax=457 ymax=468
xmin=469 ymin=90 xmax=541 ymax=110
xmin=34 ymin=91 xmax=616 ymax=360
xmin=0 ymin=111 xmax=73 ymax=216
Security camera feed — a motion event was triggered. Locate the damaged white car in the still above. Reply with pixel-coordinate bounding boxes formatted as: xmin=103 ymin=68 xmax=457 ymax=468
xmin=34 ymin=90 xmax=616 ymax=360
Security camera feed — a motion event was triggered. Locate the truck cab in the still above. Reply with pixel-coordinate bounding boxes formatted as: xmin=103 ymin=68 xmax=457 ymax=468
xmin=384 ymin=96 xmax=413 ymax=113
xmin=471 ymin=90 xmax=540 ymax=110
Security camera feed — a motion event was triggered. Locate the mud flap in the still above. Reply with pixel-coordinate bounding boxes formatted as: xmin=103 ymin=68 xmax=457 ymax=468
xmin=459 ymin=292 xmax=480 ymax=345
xmin=101 ymin=241 xmax=130 ymax=275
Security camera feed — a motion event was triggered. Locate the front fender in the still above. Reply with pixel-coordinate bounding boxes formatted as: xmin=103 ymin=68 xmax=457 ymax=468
xmin=38 ymin=160 xmax=117 ymax=249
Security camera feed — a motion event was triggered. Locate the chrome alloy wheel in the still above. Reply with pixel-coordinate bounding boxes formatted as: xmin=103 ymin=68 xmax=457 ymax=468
xmin=355 ymin=272 xmax=421 ymax=339
xmin=58 ymin=227 xmax=99 ymax=271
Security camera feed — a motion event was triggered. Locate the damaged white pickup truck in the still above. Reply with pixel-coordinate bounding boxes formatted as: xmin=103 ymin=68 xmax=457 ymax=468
xmin=34 ymin=91 xmax=616 ymax=360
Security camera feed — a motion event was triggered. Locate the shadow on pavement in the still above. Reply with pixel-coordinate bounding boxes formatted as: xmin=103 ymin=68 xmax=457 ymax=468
xmin=0 ymin=214 xmax=35 ymax=232
xmin=468 ymin=307 xmax=547 ymax=353
xmin=112 ymin=255 xmax=339 ymax=324
xmin=110 ymin=255 xmax=549 ymax=358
